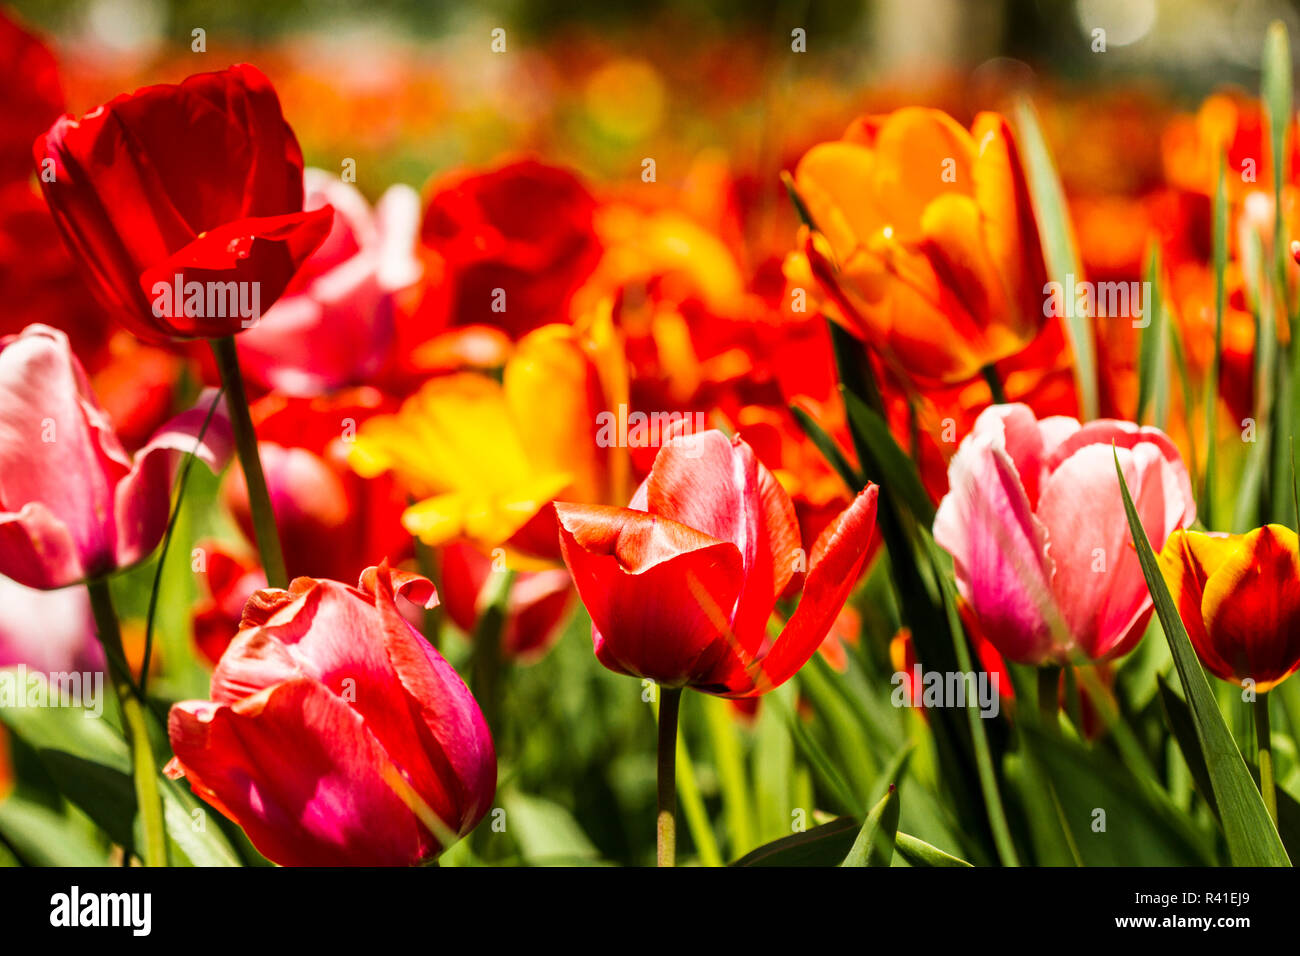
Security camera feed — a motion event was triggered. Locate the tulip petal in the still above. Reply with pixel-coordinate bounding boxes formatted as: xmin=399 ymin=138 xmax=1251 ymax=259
xmin=933 ymin=409 xmax=1057 ymax=664
xmin=0 ymin=501 xmax=86 ymax=589
xmin=555 ymin=502 xmax=745 ymax=686
xmin=1200 ymin=525 xmax=1300 ymax=690
xmin=1037 ymin=441 xmax=1186 ymax=659
xmin=1046 ymin=418 xmax=1196 ymax=530
xmin=0 ymin=325 xmax=122 ymax=579
xmin=358 ymin=564 xmax=440 ymax=610
xmin=639 ymin=431 xmax=801 ymax=654
xmin=136 ymin=207 xmax=334 ymax=339
xmin=1158 ymin=529 xmax=1233 ymax=667
xmin=167 ymin=678 xmax=433 ymax=866
xmin=870 ymin=108 xmax=977 ymax=242
xmin=368 ymin=564 xmax=497 ymax=834
xmin=729 ymin=485 xmax=878 ymax=697
xmin=970 ymin=112 xmax=1048 ymax=329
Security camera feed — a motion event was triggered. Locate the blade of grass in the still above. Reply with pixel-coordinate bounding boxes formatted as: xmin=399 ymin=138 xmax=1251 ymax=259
xmin=895 ymin=831 xmax=972 ymax=867
xmin=1203 ymin=151 xmax=1228 ymax=529
xmin=925 ymin=535 xmax=1020 ymax=865
xmin=702 ymin=696 xmax=756 ymax=859
xmin=1015 ymin=98 xmax=1098 ymax=419
xmin=1135 ymin=244 xmax=1169 ymax=427
xmin=841 ymin=390 xmax=936 ymax=526
xmin=842 ymin=786 xmax=900 ymax=867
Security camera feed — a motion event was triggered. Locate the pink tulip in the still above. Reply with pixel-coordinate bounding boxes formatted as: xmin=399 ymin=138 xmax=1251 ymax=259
xmin=0 ymin=575 xmax=101 ymax=673
xmin=166 ymin=563 xmax=497 ymax=866
xmin=0 ymin=325 xmax=232 ymax=589
xmin=933 ymin=404 xmax=1195 ymax=665
xmin=236 ymin=170 xmax=423 ymax=396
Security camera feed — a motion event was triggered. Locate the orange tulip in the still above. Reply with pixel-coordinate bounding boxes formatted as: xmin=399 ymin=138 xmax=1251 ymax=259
xmin=793 ymin=107 xmax=1049 ymax=385
xmin=1159 ymin=526 xmax=1300 ymax=692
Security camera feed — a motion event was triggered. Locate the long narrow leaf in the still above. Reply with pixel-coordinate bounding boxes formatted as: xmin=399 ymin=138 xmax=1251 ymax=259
xmin=1015 ymin=99 xmax=1098 ymax=419
xmin=841 ymin=786 xmax=900 ymax=867
xmin=895 ymin=831 xmax=973 ymax=867
xmin=1113 ymin=448 xmax=1290 ymax=865
xmin=841 ymin=390 xmax=936 ymax=526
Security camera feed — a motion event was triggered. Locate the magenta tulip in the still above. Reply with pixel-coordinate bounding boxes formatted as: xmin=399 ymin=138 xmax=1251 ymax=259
xmin=0 ymin=324 xmax=231 ymax=589
xmin=933 ymin=404 xmax=1195 ymax=665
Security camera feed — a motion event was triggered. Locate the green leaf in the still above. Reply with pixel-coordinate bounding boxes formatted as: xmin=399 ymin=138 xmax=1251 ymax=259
xmin=1203 ymin=152 xmax=1228 ymax=529
xmin=0 ymin=677 xmax=241 ymax=866
xmin=1015 ymin=98 xmax=1098 ymax=420
xmin=0 ymin=735 xmax=110 ymax=866
xmin=1113 ymin=451 xmax=1291 ymax=865
xmin=501 ymin=791 xmax=602 ymax=866
xmin=895 ymin=831 xmax=972 ymax=867
xmin=926 ymin=536 xmax=1021 ymax=866
xmin=1018 ymin=722 xmax=1212 ymax=865
xmin=1157 ymin=676 xmax=1300 ymax=861
xmin=789 ymin=403 xmax=862 ymax=493
xmin=841 ymin=390 xmax=936 ymax=526
xmin=841 ymin=785 xmax=900 ymax=867
xmin=732 ymin=816 xmax=858 ymax=866
xmin=1135 ymin=244 xmax=1169 ymax=427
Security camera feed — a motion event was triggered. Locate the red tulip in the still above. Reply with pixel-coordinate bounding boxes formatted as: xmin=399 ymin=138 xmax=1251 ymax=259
xmin=166 ymin=563 xmax=497 ymax=866
xmin=1 ymin=10 xmax=62 ymax=185
xmin=0 ymin=325 xmax=231 ymax=590
xmin=412 ymin=159 xmax=601 ymax=338
xmin=36 ymin=64 xmax=332 ymax=343
xmin=556 ymin=428 xmax=878 ymax=697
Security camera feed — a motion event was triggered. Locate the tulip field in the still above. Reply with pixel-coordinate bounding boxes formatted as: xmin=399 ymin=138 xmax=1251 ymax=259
xmin=2 ymin=0 xmax=1300 ymax=892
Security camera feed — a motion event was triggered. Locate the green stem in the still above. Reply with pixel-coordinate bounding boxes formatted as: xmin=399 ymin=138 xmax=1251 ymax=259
xmin=209 ymin=337 xmax=287 ymax=589
xmin=657 ymin=686 xmax=682 ymax=867
xmin=981 ymin=364 xmax=1008 ymax=405
xmin=87 ymin=579 xmax=167 ymax=867
xmin=1038 ymin=664 xmax=1061 ymax=732
xmin=1256 ymin=692 xmax=1278 ymax=826
xmin=471 ymin=569 xmax=515 ymax=741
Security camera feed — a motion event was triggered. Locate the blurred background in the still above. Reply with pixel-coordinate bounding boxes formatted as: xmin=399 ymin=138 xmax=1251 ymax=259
xmin=12 ymin=0 xmax=1300 ymax=197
